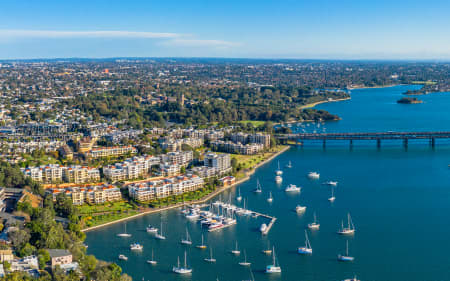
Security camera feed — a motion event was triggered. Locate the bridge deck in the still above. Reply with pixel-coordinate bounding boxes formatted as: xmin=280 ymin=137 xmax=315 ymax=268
xmin=276 ymin=131 xmax=450 ymax=140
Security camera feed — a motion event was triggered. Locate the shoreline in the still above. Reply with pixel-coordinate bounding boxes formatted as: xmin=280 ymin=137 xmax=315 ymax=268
xmin=346 ymin=84 xmax=400 ymax=90
xmin=82 ymin=145 xmax=291 ymax=232
xmin=299 ymin=97 xmax=351 ymax=110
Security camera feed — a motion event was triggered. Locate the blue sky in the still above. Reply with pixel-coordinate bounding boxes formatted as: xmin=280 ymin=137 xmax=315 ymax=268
xmin=1 ymin=0 xmax=449 ymax=59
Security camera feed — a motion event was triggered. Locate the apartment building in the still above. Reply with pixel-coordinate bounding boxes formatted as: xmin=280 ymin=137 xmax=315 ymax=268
xmin=211 ymin=140 xmax=264 ymax=155
xmin=160 ymin=137 xmax=203 ymax=152
xmin=127 ymin=174 xmax=204 ymax=202
xmin=63 ymin=165 xmax=100 ymax=184
xmin=22 ymin=165 xmax=100 ymax=184
xmin=231 ymin=132 xmax=271 ymax=148
xmin=159 ymin=151 xmax=193 ymax=167
xmin=84 ymin=145 xmax=137 ymax=158
xmin=47 ymin=184 xmax=122 ymax=205
xmin=103 ymin=155 xmax=160 ymax=181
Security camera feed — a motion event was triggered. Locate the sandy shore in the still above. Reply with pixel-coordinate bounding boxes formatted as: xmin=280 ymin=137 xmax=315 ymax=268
xmin=299 ymin=97 xmax=351 ymax=109
xmin=347 ymin=84 xmax=400 ymax=90
xmin=82 ymin=145 xmax=291 ymax=232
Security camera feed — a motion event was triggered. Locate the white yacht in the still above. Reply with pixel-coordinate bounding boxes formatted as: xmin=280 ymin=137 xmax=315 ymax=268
xmin=297 ymin=230 xmax=312 ymax=254
xmin=180 ymin=227 xmax=192 ymax=245
xmin=155 ymin=222 xmax=166 ymax=240
xmin=117 ymin=223 xmax=132 ymax=237
xmin=260 ymin=223 xmax=268 ymax=233
xmin=337 ymin=213 xmax=355 ymax=235
xmin=204 ymin=248 xmax=216 ymax=263
xmin=295 ymin=205 xmax=307 ymax=213
xmin=275 ymin=175 xmax=283 ymax=183
xmin=118 ymin=254 xmax=128 ymax=261
xmin=147 ymin=249 xmax=157 ymax=265
xmin=324 ymin=180 xmax=338 ymax=186
xmin=337 ymin=240 xmax=354 ymax=262
xmin=265 ymin=246 xmax=281 ymax=273
xmin=285 ymin=184 xmax=301 ymax=192
xmin=328 ymin=187 xmax=336 ymax=202
xmin=231 ymin=241 xmax=241 ymax=255
xmin=308 ymin=171 xmax=320 ymax=180
xmin=342 ymin=276 xmax=360 ymax=281
xmin=130 ymin=243 xmax=143 ymax=251
xmin=173 ymin=251 xmax=192 ymax=274
xmin=307 ymin=212 xmax=320 ymax=230
xmin=236 ymin=188 xmax=242 ymax=202
xmin=146 ymin=225 xmax=158 ymax=233
xmin=267 ymin=191 xmax=273 ymax=203
xmin=238 ymin=249 xmax=251 ymax=266
xmin=253 ymin=179 xmax=262 ymax=193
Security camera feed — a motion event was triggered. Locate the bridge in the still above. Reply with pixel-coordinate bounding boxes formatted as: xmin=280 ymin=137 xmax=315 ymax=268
xmin=275 ymin=131 xmax=450 ymax=148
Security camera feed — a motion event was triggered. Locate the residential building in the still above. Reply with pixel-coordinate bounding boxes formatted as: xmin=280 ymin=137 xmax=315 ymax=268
xmin=47 ymin=184 xmax=122 ymax=205
xmin=47 ymin=249 xmax=72 ymax=267
xmin=211 ymin=140 xmax=264 ymax=155
xmin=0 ymin=249 xmax=13 ymax=262
xmin=63 ymin=166 xmax=100 ymax=184
xmin=159 ymin=151 xmax=193 ymax=167
xmin=128 ymin=174 xmax=204 ymax=202
xmin=22 ymin=165 xmax=100 ymax=184
xmin=103 ymin=155 xmax=160 ymax=181
xmin=84 ymin=145 xmax=137 ymax=158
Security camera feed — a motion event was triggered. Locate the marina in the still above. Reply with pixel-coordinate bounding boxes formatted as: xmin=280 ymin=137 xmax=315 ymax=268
xmin=86 ymin=86 xmax=450 ymax=281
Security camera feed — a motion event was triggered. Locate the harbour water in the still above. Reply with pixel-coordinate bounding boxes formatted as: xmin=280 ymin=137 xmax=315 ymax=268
xmin=86 ymin=85 xmax=450 ymax=280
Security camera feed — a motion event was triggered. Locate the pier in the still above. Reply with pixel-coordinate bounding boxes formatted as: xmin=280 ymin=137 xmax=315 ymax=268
xmin=188 ymin=202 xmax=277 ymax=235
xmin=276 ymin=131 xmax=450 ymax=148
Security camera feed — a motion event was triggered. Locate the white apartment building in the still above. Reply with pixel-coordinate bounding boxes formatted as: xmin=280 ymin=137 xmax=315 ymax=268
xmin=127 ymin=174 xmax=204 ymax=202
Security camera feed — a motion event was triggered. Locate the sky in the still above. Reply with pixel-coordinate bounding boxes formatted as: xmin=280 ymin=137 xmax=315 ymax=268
xmin=1 ymin=0 xmax=450 ymax=60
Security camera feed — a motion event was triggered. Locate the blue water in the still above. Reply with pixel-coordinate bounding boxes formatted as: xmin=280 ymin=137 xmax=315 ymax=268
xmin=86 ymin=85 xmax=450 ymax=281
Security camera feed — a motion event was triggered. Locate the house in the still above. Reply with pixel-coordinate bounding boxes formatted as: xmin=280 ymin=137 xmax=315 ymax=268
xmin=0 ymin=249 xmax=14 ymax=262
xmin=47 ymin=249 xmax=72 ymax=267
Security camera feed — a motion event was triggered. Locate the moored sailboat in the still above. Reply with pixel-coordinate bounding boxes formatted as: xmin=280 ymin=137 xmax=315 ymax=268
xmin=180 ymin=227 xmax=192 ymax=245
xmin=297 ymin=230 xmax=312 ymax=254
xmin=172 ymin=251 xmax=192 ymax=274
xmin=265 ymin=246 xmax=281 ymax=273
xmin=337 ymin=240 xmax=354 ymax=262
xmin=337 ymin=213 xmax=355 ymax=235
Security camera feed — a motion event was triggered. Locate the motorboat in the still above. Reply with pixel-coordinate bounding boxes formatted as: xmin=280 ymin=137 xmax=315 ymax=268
xmin=260 ymin=223 xmax=268 ymax=233
xmin=296 ymin=205 xmax=306 ymax=213
xmin=308 ymin=172 xmax=320 ymax=180
xmin=130 ymin=243 xmax=143 ymax=251
xmin=118 ymin=254 xmax=128 ymax=261
xmin=285 ymin=184 xmax=301 ymax=192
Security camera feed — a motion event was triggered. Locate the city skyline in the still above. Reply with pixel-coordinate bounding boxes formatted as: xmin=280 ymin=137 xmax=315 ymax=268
xmin=1 ymin=0 xmax=450 ymax=60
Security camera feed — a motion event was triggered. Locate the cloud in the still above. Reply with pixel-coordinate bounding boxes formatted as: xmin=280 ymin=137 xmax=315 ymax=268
xmin=0 ymin=29 xmax=180 ymax=39
xmin=162 ymin=38 xmax=240 ymax=48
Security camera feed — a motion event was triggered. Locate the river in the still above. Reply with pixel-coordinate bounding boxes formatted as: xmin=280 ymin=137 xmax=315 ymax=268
xmin=86 ymin=85 xmax=450 ymax=281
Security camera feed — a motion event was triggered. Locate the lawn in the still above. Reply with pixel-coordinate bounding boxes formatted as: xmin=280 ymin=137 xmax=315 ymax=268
xmin=231 ymin=145 xmax=288 ymax=178
xmin=77 ymin=201 xmax=135 ymax=215
xmin=236 ymin=120 xmax=266 ymax=127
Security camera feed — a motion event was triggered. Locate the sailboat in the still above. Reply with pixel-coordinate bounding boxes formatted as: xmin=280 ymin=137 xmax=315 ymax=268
xmin=147 ymin=249 xmax=157 ymax=265
xmin=275 ymin=161 xmax=283 ymax=175
xmin=181 ymin=227 xmax=192 ymax=245
xmin=337 ymin=213 xmax=355 ymax=235
xmin=307 ymin=212 xmax=320 ymax=230
xmin=117 ymin=223 xmax=132 ymax=237
xmin=262 ymin=241 xmax=272 ymax=255
xmin=231 ymin=241 xmax=241 ymax=255
xmin=286 ymin=161 xmax=292 ymax=168
xmin=297 ymin=230 xmax=312 ymax=254
xmin=155 ymin=222 xmax=166 ymax=240
xmin=265 ymin=246 xmax=281 ymax=273
xmin=267 ymin=191 xmax=273 ymax=203
xmin=238 ymin=249 xmax=251 ymax=266
xmin=173 ymin=251 xmax=192 ymax=274
xmin=204 ymin=248 xmax=216 ymax=263
xmin=236 ymin=188 xmax=242 ymax=202
xmin=196 ymin=234 xmax=207 ymax=249
xmin=328 ymin=187 xmax=336 ymax=202
xmin=253 ymin=179 xmax=262 ymax=193
xmin=342 ymin=276 xmax=360 ymax=281
xmin=337 ymin=240 xmax=354 ymax=262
